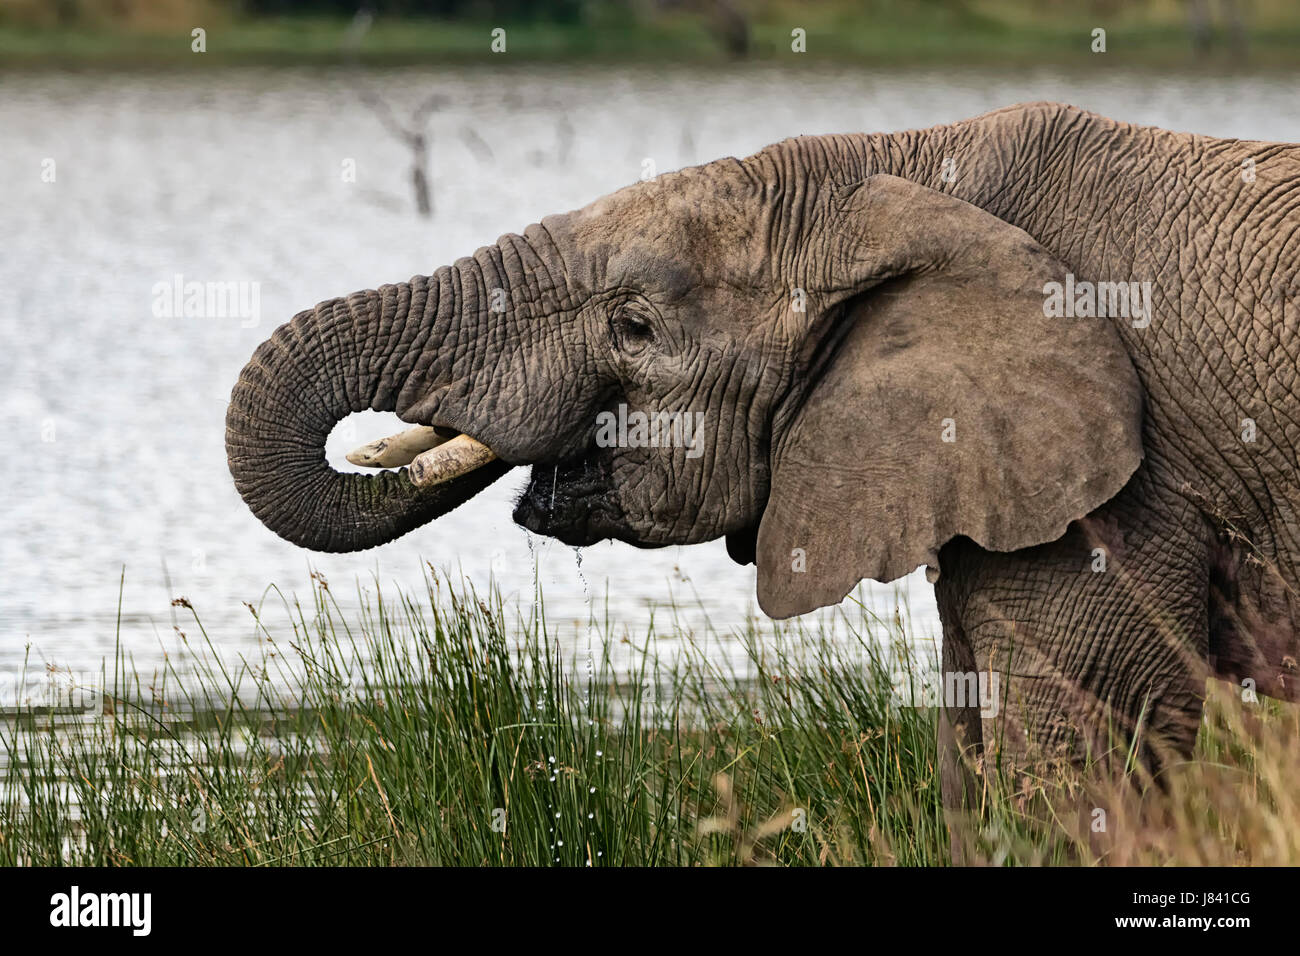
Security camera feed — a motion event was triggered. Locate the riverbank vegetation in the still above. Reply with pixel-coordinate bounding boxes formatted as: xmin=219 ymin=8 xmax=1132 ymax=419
xmin=1 ymin=570 xmax=1295 ymax=866
xmin=3 ymin=0 xmax=1300 ymax=69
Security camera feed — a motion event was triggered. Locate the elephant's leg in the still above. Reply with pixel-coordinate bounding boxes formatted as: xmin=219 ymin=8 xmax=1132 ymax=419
xmin=936 ymin=609 xmax=983 ymax=863
xmin=935 ymin=471 xmax=1210 ymax=818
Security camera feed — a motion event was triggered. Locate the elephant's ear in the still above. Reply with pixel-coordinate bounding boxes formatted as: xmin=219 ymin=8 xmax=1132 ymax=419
xmin=755 ymin=175 xmax=1143 ymax=618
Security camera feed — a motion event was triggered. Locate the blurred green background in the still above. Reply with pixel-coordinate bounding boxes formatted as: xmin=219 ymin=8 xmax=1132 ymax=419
xmin=1 ymin=0 xmax=1296 ymax=68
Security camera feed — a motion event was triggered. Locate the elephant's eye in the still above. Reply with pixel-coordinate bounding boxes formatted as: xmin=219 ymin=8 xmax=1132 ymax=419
xmin=611 ymin=304 xmax=656 ymax=356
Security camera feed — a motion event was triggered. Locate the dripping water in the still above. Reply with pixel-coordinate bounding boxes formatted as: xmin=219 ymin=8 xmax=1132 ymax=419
xmin=572 ymin=544 xmax=602 ymax=866
xmin=573 ymin=546 xmax=596 ymax=714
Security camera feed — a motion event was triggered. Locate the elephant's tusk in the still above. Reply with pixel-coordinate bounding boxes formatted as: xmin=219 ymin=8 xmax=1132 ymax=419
xmin=346 ymin=425 xmax=445 ymax=468
xmin=408 ymin=433 xmax=499 ymax=488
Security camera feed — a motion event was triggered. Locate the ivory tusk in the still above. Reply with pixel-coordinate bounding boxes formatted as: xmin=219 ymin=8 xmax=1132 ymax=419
xmin=346 ymin=425 xmax=446 ymax=468
xmin=408 ymin=433 xmax=498 ymax=488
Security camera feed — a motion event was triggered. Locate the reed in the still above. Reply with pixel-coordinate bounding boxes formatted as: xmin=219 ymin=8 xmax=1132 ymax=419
xmin=1 ymin=569 xmax=1294 ymax=866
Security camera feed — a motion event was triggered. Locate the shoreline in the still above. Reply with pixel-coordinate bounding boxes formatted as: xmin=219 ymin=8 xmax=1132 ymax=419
xmin=2 ymin=18 xmax=1299 ymax=71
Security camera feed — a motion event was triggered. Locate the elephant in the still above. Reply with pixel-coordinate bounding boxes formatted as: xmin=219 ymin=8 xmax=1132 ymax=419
xmin=227 ymin=101 xmax=1300 ymax=818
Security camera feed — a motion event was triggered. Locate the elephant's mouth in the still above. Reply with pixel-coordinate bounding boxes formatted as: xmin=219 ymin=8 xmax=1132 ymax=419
xmin=511 ymin=452 xmax=640 ymax=546
xmin=512 ymin=442 xmax=675 ymax=549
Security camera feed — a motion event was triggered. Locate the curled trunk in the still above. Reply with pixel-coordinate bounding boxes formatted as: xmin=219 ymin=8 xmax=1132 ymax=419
xmin=225 ymin=275 xmax=509 ymax=552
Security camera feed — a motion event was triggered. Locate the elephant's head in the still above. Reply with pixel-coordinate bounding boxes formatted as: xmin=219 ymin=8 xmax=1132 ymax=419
xmin=227 ymin=149 xmax=1143 ymax=618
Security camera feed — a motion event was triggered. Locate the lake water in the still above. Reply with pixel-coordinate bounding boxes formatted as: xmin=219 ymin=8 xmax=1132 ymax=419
xmin=3 ymin=61 xmax=1299 ymax=684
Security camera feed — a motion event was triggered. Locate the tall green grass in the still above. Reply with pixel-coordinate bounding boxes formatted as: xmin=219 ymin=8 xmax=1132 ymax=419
xmin=1 ymin=569 xmax=1296 ymax=866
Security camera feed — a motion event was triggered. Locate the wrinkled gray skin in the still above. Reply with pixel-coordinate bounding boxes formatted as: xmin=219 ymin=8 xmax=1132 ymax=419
xmin=228 ymin=102 xmax=1300 ymax=819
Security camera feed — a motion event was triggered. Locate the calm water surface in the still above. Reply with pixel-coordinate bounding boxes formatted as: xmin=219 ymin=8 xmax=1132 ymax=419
xmin=3 ymin=62 xmax=1298 ymax=683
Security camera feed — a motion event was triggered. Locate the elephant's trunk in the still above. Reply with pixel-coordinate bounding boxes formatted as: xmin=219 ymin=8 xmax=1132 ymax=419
xmin=224 ymin=274 xmax=510 ymax=552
